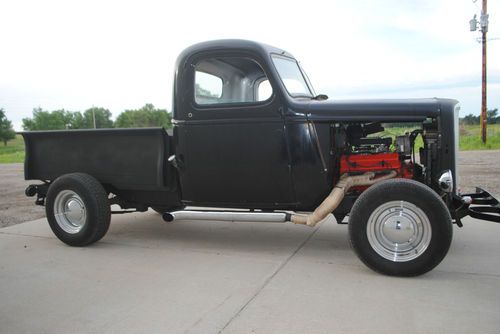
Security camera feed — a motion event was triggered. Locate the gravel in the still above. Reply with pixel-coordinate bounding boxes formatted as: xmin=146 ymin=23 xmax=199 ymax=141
xmin=1 ymin=150 xmax=499 ymax=228
xmin=0 ymin=164 xmax=45 ymax=227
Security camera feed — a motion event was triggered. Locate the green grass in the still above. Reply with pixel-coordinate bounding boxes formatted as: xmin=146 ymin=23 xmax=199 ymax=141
xmin=374 ymin=125 xmax=424 ymax=151
xmin=1 ymin=125 xmax=500 ymax=164
xmin=459 ymin=124 xmax=500 ymax=150
xmin=380 ymin=124 xmax=500 ymax=151
xmin=0 ymin=135 xmax=25 ymax=163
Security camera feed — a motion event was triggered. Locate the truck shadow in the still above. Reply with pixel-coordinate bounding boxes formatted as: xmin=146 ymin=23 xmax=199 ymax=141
xmin=100 ymin=213 xmax=352 ymax=258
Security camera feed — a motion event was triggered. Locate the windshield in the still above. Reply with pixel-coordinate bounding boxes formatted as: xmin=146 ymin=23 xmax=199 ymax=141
xmin=272 ymin=55 xmax=313 ymax=98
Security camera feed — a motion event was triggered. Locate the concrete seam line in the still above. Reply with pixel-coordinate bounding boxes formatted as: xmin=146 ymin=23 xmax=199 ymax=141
xmin=0 ymin=231 xmax=53 ymax=239
xmin=434 ymin=270 xmax=500 ymax=278
xmin=217 ymin=227 xmax=320 ymax=334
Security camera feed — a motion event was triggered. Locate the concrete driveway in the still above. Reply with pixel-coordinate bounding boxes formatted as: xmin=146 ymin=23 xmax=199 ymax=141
xmin=1 ymin=212 xmax=499 ymax=334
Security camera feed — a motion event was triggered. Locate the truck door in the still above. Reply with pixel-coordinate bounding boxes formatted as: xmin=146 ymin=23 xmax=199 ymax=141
xmin=174 ymin=52 xmax=295 ymax=208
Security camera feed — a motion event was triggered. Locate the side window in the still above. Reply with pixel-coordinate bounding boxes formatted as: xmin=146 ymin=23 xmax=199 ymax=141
xmin=195 ymin=72 xmax=223 ymax=104
xmin=194 ymin=57 xmax=273 ymax=105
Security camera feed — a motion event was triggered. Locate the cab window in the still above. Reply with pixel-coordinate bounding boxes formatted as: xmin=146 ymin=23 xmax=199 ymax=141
xmin=194 ymin=57 xmax=273 ymax=105
xmin=195 ymin=72 xmax=223 ymax=104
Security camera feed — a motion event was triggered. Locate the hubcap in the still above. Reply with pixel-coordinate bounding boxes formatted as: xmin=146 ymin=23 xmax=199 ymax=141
xmin=366 ymin=200 xmax=431 ymax=262
xmin=53 ymin=190 xmax=86 ymax=234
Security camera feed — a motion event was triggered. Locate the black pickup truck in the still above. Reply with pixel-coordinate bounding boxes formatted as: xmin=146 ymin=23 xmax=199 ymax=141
xmin=22 ymin=39 xmax=500 ymax=276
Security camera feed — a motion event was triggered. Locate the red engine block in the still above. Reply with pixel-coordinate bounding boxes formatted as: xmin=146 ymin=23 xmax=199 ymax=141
xmin=340 ymin=152 xmax=413 ymax=179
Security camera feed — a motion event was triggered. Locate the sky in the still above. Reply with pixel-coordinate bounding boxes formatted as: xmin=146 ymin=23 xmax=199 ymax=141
xmin=1 ymin=0 xmax=499 ymax=130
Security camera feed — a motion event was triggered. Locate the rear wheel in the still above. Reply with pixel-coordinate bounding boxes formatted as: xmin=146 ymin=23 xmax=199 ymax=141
xmin=46 ymin=173 xmax=111 ymax=246
xmin=348 ymin=179 xmax=452 ymax=276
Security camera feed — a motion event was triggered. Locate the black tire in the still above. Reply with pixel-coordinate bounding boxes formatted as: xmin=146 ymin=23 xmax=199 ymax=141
xmin=348 ymin=178 xmax=453 ymax=276
xmin=46 ymin=173 xmax=111 ymax=246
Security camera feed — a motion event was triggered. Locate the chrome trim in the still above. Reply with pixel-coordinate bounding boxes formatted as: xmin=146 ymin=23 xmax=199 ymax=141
xmin=163 ymin=210 xmax=289 ymax=223
xmin=367 ymin=200 xmax=432 ymax=262
xmin=462 ymin=196 xmax=473 ymax=205
xmin=53 ymin=190 xmax=87 ymax=234
xmin=438 ymin=170 xmax=454 ymax=193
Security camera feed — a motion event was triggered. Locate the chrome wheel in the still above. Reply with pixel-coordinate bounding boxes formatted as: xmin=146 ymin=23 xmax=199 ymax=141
xmin=53 ymin=190 xmax=87 ymax=234
xmin=366 ymin=200 xmax=431 ymax=262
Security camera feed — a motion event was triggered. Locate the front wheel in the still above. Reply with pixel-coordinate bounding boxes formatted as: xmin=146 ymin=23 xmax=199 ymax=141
xmin=46 ymin=173 xmax=111 ymax=246
xmin=348 ymin=179 xmax=453 ymax=276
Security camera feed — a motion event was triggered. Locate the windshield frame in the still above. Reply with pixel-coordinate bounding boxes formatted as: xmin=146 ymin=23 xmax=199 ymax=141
xmin=270 ymin=54 xmax=314 ymax=99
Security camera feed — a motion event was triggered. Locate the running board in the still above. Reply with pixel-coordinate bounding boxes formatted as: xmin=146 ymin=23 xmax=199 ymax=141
xmin=162 ymin=210 xmax=292 ymax=223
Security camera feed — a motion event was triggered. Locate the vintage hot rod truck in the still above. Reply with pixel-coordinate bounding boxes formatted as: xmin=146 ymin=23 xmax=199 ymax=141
xmin=22 ymin=40 xmax=500 ymax=276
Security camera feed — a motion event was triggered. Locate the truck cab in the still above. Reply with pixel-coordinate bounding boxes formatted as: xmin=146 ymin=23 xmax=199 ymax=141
xmin=173 ymin=41 xmax=297 ymax=208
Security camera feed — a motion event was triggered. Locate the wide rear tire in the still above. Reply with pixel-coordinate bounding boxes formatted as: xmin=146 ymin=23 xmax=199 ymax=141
xmin=46 ymin=173 xmax=111 ymax=246
xmin=348 ymin=179 xmax=453 ymax=276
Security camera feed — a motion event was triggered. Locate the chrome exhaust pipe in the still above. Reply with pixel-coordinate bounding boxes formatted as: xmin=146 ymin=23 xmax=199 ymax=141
xmin=163 ymin=210 xmax=291 ymax=223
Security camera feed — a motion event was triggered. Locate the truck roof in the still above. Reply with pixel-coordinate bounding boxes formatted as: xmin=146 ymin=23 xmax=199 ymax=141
xmin=175 ymin=39 xmax=295 ymax=66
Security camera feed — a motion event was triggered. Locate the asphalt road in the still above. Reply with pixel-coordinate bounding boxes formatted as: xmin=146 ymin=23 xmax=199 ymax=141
xmin=0 ymin=213 xmax=499 ymax=333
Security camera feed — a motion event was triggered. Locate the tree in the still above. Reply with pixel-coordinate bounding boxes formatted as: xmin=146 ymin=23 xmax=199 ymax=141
xmin=22 ymin=107 xmax=113 ymax=130
xmin=22 ymin=108 xmax=75 ymax=130
xmin=487 ymin=108 xmax=498 ymax=124
xmin=70 ymin=112 xmax=85 ymax=129
xmin=0 ymin=108 xmax=16 ymax=146
xmin=115 ymin=104 xmax=172 ymax=128
xmin=460 ymin=109 xmax=498 ymax=125
xmin=461 ymin=114 xmax=480 ymax=125
xmin=81 ymin=107 xmax=113 ymax=128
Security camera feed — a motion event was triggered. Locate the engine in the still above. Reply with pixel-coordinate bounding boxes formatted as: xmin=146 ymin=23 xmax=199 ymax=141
xmin=336 ymin=123 xmax=415 ymax=183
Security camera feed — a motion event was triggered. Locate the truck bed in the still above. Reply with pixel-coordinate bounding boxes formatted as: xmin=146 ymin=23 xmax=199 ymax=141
xmin=22 ymin=128 xmax=173 ymax=191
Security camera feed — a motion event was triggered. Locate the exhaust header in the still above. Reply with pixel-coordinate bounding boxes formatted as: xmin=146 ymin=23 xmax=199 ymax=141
xmin=162 ymin=171 xmax=397 ymax=227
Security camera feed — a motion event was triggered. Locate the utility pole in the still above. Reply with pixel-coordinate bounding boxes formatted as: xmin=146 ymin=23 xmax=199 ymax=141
xmin=470 ymin=0 xmax=489 ymax=143
xmin=92 ymin=109 xmax=97 ymax=129
xmin=480 ymin=0 xmax=488 ymax=143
